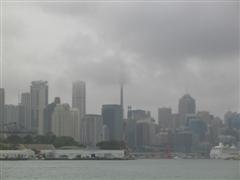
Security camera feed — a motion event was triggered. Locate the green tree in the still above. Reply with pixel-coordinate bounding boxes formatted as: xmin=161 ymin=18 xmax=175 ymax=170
xmin=6 ymin=135 xmax=23 ymax=144
xmin=97 ymin=141 xmax=126 ymax=150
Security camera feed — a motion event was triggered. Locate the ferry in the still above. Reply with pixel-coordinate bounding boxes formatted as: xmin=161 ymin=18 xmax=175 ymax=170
xmin=210 ymin=143 xmax=240 ymax=160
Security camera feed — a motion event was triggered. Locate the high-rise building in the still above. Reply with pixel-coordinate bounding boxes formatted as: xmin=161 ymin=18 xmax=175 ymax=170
xmin=158 ymin=107 xmax=173 ymax=130
xmin=70 ymin=108 xmax=80 ymax=142
xmin=102 ymin=104 xmax=123 ymax=141
xmin=43 ymin=97 xmax=60 ymax=134
xmin=0 ymin=88 xmax=5 ymax=128
xmin=136 ymin=119 xmax=156 ymax=149
xmin=30 ymin=81 xmax=48 ymax=134
xmin=72 ymin=81 xmax=86 ymax=119
xmin=178 ymin=94 xmax=196 ymax=126
xmin=4 ymin=105 xmax=19 ymax=124
xmin=52 ymin=103 xmax=73 ymax=138
xmin=21 ymin=92 xmax=31 ymax=130
xmin=127 ymin=108 xmax=152 ymax=149
xmin=80 ymin=114 xmax=103 ymax=146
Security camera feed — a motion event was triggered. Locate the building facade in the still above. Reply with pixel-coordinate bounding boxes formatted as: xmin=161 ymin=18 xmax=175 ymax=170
xmin=30 ymin=81 xmax=48 ymax=134
xmin=52 ymin=104 xmax=72 ymax=138
xmin=0 ymin=88 xmax=5 ymax=136
xmin=72 ymin=81 xmax=86 ymax=119
xmin=43 ymin=97 xmax=60 ymax=134
xmin=21 ymin=92 xmax=31 ymax=130
xmin=178 ymin=94 xmax=196 ymax=126
xmin=102 ymin=104 xmax=123 ymax=141
xmin=80 ymin=114 xmax=103 ymax=146
xmin=158 ymin=107 xmax=173 ymax=130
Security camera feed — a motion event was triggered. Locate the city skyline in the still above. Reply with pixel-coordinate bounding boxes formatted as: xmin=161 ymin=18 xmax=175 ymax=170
xmin=0 ymin=79 xmax=238 ymax=120
xmin=1 ymin=1 xmax=239 ymax=119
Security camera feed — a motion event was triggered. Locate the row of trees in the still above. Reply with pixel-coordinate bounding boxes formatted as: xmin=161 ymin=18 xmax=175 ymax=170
xmin=0 ymin=133 xmax=127 ymax=150
xmin=0 ymin=133 xmax=81 ymax=148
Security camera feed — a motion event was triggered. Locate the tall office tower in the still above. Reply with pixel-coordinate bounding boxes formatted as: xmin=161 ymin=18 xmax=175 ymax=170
xmin=43 ymin=97 xmax=61 ymax=134
xmin=52 ymin=103 xmax=73 ymax=138
xmin=178 ymin=94 xmax=196 ymax=126
xmin=102 ymin=104 xmax=123 ymax=141
xmin=158 ymin=107 xmax=173 ymax=130
xmin=80 ymin=114 xmax=103 ymax=146
xmin=72 ymin=81 xmax=86 ymax=119
xmin=21 ymin=92 xmax=31 ymax=130
xmin=0 ymin=89 xmax=5 ymax=138
xmin=0 ymin=88 xmax=5 ymax=127
xmin=30 ymin=81 xmax=48 ymax=134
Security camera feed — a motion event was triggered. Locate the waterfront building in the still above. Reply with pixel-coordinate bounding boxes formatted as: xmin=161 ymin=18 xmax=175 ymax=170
xmin=72 ymin=81 xmax=86 ymax=119
xmin=30 ymin=81 xmax=48 ymax=134
xmin=80 ymin=114 xmax=103 ymax=146
xmin=173 ymin=129 xmax=193 ymax=153
xmin=0 ymin=149 xmax=35 ymax=160
xmin=41 ymin=149 xmax=125 ymax=160
xmin=102 ymin=104 xmax=123 ymax=141
xmin=158 ymin=107 xmax=173 ymax=130
xmin=178 ymin=94 xmax=196 ymax=126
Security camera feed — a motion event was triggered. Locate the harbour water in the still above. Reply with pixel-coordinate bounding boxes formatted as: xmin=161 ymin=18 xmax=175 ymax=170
xmin=0 ymin=159 xmax=239 ymax=180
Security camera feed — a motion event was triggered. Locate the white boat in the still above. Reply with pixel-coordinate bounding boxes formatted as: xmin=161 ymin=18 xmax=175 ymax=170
xmin=210 ymin=143 xmax=239 ymax=160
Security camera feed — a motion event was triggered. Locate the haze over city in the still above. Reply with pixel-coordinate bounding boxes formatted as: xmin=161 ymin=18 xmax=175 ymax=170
xmin=0 ymin=1 xmax=240 ymax=180
xmin=2 ymin=0 xmax=239 ymax=118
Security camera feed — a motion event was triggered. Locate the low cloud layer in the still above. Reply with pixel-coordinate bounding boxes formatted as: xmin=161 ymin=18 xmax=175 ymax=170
xmin=2 ymin=0 xmax=239 ymax=118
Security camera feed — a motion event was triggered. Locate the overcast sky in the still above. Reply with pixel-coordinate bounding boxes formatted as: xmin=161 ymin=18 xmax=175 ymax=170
xmin=2 ymin=0 xmax=239 ymax=119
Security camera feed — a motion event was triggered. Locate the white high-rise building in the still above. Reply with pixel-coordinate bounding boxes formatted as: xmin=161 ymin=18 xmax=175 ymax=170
xmin=72 ymin=81 xmax=86 ymax=118
xmin=81 ymin=114 xmax=103 ymax=146
xmin=30 ymin=81 xmax=48 ymax=134
xmin=52 ymin=104 xmax=72 ymax=137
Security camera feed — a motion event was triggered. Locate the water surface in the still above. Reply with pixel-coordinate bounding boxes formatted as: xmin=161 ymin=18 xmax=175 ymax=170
xmin=0 ymin=159 xmax=239 ymax=180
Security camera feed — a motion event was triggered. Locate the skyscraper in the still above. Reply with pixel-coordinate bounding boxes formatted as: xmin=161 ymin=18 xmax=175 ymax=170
xmin=52 ymin=103 xmax=73 ymax=137
xmin=80 ymin=114 xmax=103 ymax=146
xmin=21 ymin=92 xmax=31 ymax=130
xmin=30 ymin=81 xmax=48 ymax=134
xmin=158 ymin=107 xmax=173 ymax=129
xmin=72 ymin=81 xmax=86 ymax=118
xmin=43 ymin=97 xmax=60 ymax=134
xmin=102 ymin=104 xmax=123 ymax=141
xmin=178 ymin=94 xmax=196 ymax=126
xmin=0 ymin=88 xmax=4 ymax=124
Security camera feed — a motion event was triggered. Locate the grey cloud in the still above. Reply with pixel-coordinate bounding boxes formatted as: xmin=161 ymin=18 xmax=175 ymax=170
xmin=3 ymin=1 xmax=239 ymax=118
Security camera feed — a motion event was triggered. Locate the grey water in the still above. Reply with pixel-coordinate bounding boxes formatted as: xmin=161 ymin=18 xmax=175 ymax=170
xmin=0 ymin=159 xmax=239 ymax=180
